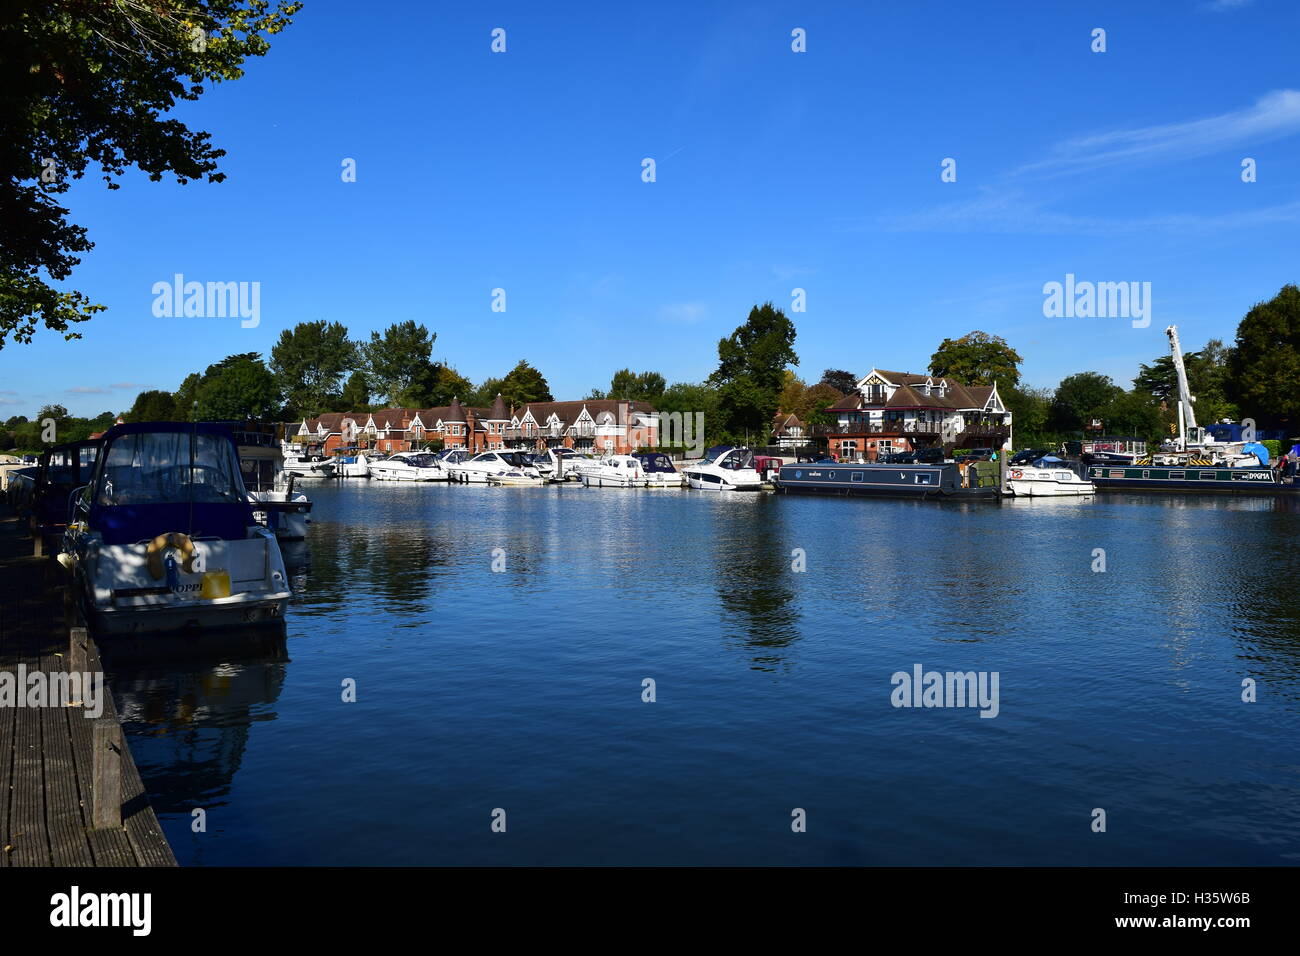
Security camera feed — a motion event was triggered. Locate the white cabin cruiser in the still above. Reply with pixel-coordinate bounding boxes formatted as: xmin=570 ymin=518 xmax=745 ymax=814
xmin=582 ymin=455 xmax=648 ymax=487
xmin=1006 ymin=455 xmax=1094 ymax=497
xmin=449 ymin=451 xmax=542 ymax=484
xmin=633 ymin=452 xmax=686 ymax=488
xmin=368 ymin=452 xmax=445 ymax=481
xmin=60 ymin=422 xmax=292 ymax=635
xmin=682 ymin=446 xmax=763 ymax=491
xmin=238 ymin=433 xmax=312 ymax=540
xmin=487 ymin=468 xmax=546 ymax=486
xmin=331 ymin=448 xmax=372 ymax=478
xmin=281 ymin=443 xmax=337 ymax=480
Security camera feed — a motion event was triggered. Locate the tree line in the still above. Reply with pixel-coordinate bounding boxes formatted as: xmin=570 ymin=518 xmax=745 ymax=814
xmin=3 ymin=285 xmax=1298 ymax=453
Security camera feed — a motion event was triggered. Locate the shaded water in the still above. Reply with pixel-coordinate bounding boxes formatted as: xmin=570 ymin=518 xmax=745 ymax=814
xmin=111 ymin=482 xmax=1300 ymax=865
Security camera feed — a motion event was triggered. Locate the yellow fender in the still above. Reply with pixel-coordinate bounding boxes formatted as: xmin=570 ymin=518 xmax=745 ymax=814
xmin=146 ymin=532 xmax=197 ymax=580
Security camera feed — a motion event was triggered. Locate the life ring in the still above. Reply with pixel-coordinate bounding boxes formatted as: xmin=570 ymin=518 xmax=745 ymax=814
xmin=146 ymin=532 xmax=197 ymax=580
xmin=1010 ymin=470 xmax=1023 ymax=479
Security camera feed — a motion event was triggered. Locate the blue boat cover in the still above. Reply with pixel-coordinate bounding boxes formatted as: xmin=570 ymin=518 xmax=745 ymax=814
xmin=1243 ymin=442 xmax=1270 ymax=465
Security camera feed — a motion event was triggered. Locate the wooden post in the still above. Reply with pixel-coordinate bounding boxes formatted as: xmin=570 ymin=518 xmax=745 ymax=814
xmin=91 ymin=717 xmax=122 ymax=829
xmin=69 ymin=626 xmax=88 ymax=675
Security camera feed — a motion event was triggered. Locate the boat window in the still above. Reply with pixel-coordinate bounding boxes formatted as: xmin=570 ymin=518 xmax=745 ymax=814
xmin=851 ymin=472 xmax=864 ymax=482
xmin=98 ymin=431 xmax=243 ymax=506
xmin=915 ymin=472 xmax=934 ymax=485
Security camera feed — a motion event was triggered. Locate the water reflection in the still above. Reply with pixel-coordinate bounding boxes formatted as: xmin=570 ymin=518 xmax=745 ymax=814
xmin=110 ymin=638 xmax=288 ymax=816
xmin=712 ymin=496 xmax=801 ymax=671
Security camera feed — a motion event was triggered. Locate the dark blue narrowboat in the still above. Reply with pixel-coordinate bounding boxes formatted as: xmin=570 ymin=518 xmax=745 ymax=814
xmin=774 ymin=462 xmax=1000 ymax=500
xmin=1087 ymin=463 xmax=1300 ymax=495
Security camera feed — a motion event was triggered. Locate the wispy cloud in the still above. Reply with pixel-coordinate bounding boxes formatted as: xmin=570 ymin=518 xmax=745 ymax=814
xmin=1012 ymin=90 xmax=1300 ymax=180
xmin=67 ymin=386 xmax=109 ymax=394
xmin=659 ymin=302 xmax=708 ymax=324
xmin=110 ymin=382 xmax=145 ymax=390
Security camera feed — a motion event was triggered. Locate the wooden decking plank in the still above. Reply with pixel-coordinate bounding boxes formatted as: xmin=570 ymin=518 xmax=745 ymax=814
xmin=39 ymin=598 xmax=95 ymax=867
xmin=9 ymin=605 xmax=49 ymax=866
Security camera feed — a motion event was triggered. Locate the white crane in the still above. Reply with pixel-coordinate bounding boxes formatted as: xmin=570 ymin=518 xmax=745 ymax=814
xmin=1165 ymin=325 xmax=1200 ymax=452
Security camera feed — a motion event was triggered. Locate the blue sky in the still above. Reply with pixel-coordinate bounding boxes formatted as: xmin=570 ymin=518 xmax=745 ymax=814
xmin=4 ymin=0 xmax=1300 ymax=417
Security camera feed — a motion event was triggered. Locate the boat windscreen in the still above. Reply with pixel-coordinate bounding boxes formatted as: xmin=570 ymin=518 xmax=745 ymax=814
xmin=96 ymin=431 xmax=244 ymax=506
xmin=407 ymin=454 xmax=437 ymax=467
xmin=636 ymin=454 xmax=676 ymax=472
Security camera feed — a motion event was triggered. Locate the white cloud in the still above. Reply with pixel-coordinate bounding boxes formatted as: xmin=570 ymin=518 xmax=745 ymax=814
xmin=659 ymin=302 xmax=708 ymax=324
xmin=1013 ymin=90 xmax=1300 ymax=180
xmin=67 ymin=386 xmax=109 ymax=394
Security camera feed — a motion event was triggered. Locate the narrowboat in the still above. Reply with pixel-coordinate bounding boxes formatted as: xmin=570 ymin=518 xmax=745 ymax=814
xmin=774 ymin=462 xmax=1000 ymax=500
xmin=1086 ymin=462 xmax=1300 ymax=495
xmin=59 ymin=422 xmax=292 ymax=635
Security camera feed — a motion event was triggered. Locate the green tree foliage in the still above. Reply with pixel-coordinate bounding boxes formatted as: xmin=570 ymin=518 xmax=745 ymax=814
xmin=607 ymin=369 xmax=666 ymax=402
xmin=819 ymin=369 xmax=858 ymax=395
xmin=362 ymin=321 xmax=435 ymax=405
xmin=656 ymin=381 xmax=726 ymax=446
xmin=399 ymin=363 xmax=473 ymax=409
xmin=0 ymin=0 xmax=301 ymax=349
xmin=1226 ymin=284 xmax=1300 ymax=425
xmin=1049 ymin=372 xmax=1122 ymax=433
xmin=193 ymin=353 xmax=279 ymax=421
xmin=497 ymin=360 xmax=553 ymax=408
xmin=124 ymin=389 xmax=178 ymax=422
xmin=270 ymin=320 xmax=356 ymax=418
xmin=1001 ymin=384 xmax=1053 ymax=446
xmin=1097 ymin=389 xmax=1163 ymax=440
xmin=467 ymin=377 xmax=505 ymax=408
xmin=929 ymin=331 xmax=1022 ymax=388
xmin=710 ymin=303 xmax=799 ymax=441
xmin=339 ymin=370 xmax=370 ymax=411
xmin=1133 ymin=338 xmax=1237 ymax=424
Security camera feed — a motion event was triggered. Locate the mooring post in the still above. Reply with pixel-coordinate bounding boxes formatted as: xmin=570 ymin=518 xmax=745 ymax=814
xmin=91 ymin=717 xmax=122 ymax=830
xmin=69 ymin=626 xmax=88 ymax=676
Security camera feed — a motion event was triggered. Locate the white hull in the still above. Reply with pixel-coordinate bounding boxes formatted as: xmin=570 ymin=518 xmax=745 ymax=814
xmin=583 ymin=473 xmax=647 ymax=488
xmin=1007 ymin=479 xmax=1094 ymax=497
xmin=369 ymin=467 xmax=444 ymax=481
xmin=684 ymin=471 xmax=763 ymax=491
xmin=488 ymin=475 xmax=545 ymax=486
xmin=283 ymin=460 xmax=336 ymax=480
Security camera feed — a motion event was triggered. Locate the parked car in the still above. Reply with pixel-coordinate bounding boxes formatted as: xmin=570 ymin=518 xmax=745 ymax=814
xmin=956 ymin=447 xmax=995 ymax=463
xmin=1010 ymin=448 xmax=1050 ymax=465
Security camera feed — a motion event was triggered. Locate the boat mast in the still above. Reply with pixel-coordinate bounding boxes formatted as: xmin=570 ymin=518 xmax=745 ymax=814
xmin=1165 ymin=325 xmax=1197 ymax=451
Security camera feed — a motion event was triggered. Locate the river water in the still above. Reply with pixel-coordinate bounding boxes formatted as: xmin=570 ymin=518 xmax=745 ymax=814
xmin=109 ymin=481 xmax=1300 ymax=865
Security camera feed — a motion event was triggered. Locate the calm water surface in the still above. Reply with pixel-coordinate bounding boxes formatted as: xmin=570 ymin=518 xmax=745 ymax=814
xmin=109 ymin=482 xmax=1300 ymax=865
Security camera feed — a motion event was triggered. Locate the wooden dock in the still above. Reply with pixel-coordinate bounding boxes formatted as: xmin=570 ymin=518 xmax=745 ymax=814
xmin=0 ymin=505 xmax=176 ymax=867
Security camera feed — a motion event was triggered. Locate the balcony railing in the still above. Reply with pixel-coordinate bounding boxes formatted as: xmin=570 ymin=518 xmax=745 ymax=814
xmin=812 ymin=421 xmax=942 ymax=436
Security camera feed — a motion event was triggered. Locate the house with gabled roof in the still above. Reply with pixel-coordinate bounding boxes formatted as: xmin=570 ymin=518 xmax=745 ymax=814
xmin=820 ymin=368 xmax=1012 ymax=460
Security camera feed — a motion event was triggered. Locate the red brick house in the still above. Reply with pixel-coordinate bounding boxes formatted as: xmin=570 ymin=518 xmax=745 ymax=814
xmin=818 ymin=369 xmax=1012 ymax=460
xmin=292 ymin=395 xmax=658 ymax=457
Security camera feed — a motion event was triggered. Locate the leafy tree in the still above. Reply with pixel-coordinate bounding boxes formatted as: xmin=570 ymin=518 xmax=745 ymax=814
xmin=608 ymin=369 xmax=666 ymax=402
xmin=1001 ymin=384 xmax=1053 ymax=447
xmin=803 ymin=383 xmax=843 ymax=427
xmin=1049 ymin=372 xmax=1121 ymax=433
xmin=339 ymin=370 xmax=370 ymax=411
xmin=125 ymin=389 xmax=177 ymax=422
xmin=819 ymin=369 xmax=858 ymax=395
xmin=4 ymin=415 xmax=28 ymax=428
xmin=467 ymin=377 xmax=505 ymax=408
xmin=270 ymin=321 xmax=356 ymax=417
xmin=656 ymin=381 xmax=725 ymax=446
xmin=194 ymin=353 xmax=279 ymax=421
xmin=1134 ymin=337 xmax=1237 ymax=427
xmin=399 ymin=362 xmax=473 ymax=409
xmin=1097 ymin=389 xmax=1163 ymax=441
xmin=0 ymin=0 xmax=301 ymax=350
xmin=1226 ymin=284 xmax=1300 ymax=426
xmin=172 ymin=373 xmax=202 ymax=421
xmin=36 ymin=403 xmax=69 ymax=423
xmin=497 ymin=360 xmax=553 ymax=408
xmin=709 ymin=303 xmax=799 ymax=442
xmin=362 ymin=321 xmax=435 ymax=404
xmin=929 ymin=331 xmax=1022 ymax=388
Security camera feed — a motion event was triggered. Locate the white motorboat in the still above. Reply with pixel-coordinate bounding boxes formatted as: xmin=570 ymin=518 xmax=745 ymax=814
xmin=281 ymin=445 xmax=337 ymax=480
xmin=238 ymin=434 xmax=312 ymax=540
xmin=487 ymin=469 xmax=546 ymax=486
xmin=368 ymin=452 xmax=445 ymax=481
xmin=449 ymin=450 xmax=542 ymax=484
xmin=60 ymin=422 xmax=292 ymax=635
xmin=582 ymin=455 xmax=648 ymax=487
xmin=633 ymin=452 xmax=686 ymax=488
xmin=331 ymin=448 xmax=372 ymax=477
xmin=682 ymin=446 xmax=763 ymax=491
xmin=1006 ymin=455 xmax=1094 ymax=497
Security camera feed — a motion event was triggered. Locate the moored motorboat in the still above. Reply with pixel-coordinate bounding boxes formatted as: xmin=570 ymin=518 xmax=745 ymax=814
xmin=237 ymin=428 xmax=312 ymax=540
xmin=682 ymin=446 xmax=763 ymax=491
xmin=449 ymin=450 xmax=542 ymax=484
xmin=60 ymin=422 xmax=292 ymax=635
xmin=281 ymin=443 xmax=337 ymax=479
xmin=582 ymin=455 xmax=648 ymax=487
xmin=1007 ymin=455 xmax=1094 ymax=497
xmin=368 ymin=452 xmax=445 ymax=481
xmin=633 ymin=452 xmax=686 ymax=488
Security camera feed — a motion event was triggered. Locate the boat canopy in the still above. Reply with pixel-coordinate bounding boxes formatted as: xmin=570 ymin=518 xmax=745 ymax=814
xmin=634 ymin=453 xmax=677 ymax=473
xmin=88 ymin=422 xmax=254 ymax=545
